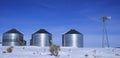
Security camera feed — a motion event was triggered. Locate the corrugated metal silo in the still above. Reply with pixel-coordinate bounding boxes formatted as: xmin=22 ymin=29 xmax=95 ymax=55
xmin=2 ymin=29 xmax=26 ymax=46
xmin=0 ymin=42 xmax=2 ymax=46
xmin=62 ymin=29 xmax=83 ymax=48
xmin=30 ymin=29 xmax=52 ymax=47
xmin=30 ymin=38 xmax=33 ymax=45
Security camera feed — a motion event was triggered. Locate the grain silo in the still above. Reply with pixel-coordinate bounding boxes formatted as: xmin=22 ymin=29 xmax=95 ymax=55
xmin=62 ymin=29 xmax=83 ymax=48
xmin=30 ymin=29 xmax=52 ymax=47
xmin=0 ymin=42 xmax=2 ymax=46
xmin=2 ymin=28 xmax=26 ymax=46
xmin=30 ymin=38 xmax=33 ymax=45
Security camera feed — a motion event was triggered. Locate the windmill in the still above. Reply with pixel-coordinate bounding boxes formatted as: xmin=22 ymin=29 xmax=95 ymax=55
xmin=101 ymin=16 xmax=111 ymax=48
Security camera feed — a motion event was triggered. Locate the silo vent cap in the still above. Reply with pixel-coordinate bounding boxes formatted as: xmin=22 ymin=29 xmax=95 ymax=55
xmin=4 ymin=28 xmax=23 ymax=34
xmin=65 ymin=29 xmax=82 ymax=34
xmin=34 ymin=29 xmax=51 ymax=34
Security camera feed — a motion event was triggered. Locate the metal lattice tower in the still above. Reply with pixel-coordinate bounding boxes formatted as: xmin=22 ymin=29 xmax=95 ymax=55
xmin=101 ymin=16 xmax=111 ymax=48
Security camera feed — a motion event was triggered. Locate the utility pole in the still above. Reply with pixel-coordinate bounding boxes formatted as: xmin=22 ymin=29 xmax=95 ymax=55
xmin=101 ymin=16 xmax=111 ymax=48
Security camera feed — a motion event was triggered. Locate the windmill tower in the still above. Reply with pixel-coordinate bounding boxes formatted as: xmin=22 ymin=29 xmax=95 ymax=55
xmin=101 ymin=16 xmax=111 ymax=48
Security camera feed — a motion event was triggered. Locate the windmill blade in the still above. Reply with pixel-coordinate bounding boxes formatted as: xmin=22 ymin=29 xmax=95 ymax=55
xmin=107 ymin=16 xmax=111 ymax=19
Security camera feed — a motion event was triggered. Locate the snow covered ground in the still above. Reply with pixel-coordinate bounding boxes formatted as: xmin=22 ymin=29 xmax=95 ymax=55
xmin=0 ymin=46 xmax=120 ymax=58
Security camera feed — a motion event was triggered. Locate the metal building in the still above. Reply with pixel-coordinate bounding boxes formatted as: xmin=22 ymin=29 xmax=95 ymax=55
xmin=30 ymin=29 xmax=52 ymax=47
xmin=2 ymin=29 xmax=26 ymax=46
xmin=62 ymin=29 xmax=83 ymax=48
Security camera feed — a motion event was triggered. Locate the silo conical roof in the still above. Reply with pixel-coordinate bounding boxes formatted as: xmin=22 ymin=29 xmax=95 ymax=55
xmin=65 ymin=29 xmax=82 ymax=34
xmin=4 ymin=28 xmax=23 ymax=34
xmin=34 ymin=29 xmax=51 ymax=34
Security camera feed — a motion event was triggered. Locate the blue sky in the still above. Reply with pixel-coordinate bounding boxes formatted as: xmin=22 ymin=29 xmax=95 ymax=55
xmin=0 ymin=0 xmax=120 ymax=47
